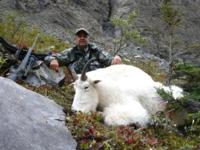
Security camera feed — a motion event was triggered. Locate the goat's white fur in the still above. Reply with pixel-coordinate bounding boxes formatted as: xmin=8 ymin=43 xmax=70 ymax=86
xmin=72 ymin=64 xmax=183 ymax=127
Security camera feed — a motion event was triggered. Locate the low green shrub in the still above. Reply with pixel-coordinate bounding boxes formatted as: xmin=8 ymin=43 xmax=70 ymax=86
xmin=0 ymin=11 xmax=69 ymax=53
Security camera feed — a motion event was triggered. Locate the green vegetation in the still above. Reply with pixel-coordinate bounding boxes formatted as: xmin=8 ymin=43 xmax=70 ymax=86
xmin=23 ymin=84 xmax=74 ymax=113
xmin=0 ymin=56 xmax=6 ymax=69
xmin=0 ymin=11 xmax=69 ymax=53
xmin=174 ymin=63 xmax=200 ymax=101
xmin=111 ymin=11 xmax=146 ymax=55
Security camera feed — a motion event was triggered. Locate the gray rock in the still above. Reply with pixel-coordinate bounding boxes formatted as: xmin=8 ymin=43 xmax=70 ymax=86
xmin=112 ymin=0 xmax=200 ymax=65
xmin=0 ymin=77 xmax=76 ymax=150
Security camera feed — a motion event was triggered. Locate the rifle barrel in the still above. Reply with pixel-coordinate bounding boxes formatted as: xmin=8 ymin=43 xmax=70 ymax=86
xmin=19 ymin=34 xmax=39 ymax=69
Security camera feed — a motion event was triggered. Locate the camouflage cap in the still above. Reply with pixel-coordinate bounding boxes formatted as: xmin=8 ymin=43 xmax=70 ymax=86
xmin=75 ymin=28 xmax=89 ymax=35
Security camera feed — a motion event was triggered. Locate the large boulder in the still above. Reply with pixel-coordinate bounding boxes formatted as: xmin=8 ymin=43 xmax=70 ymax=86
xmin=0 ymin=77 xmax=76 ymax=150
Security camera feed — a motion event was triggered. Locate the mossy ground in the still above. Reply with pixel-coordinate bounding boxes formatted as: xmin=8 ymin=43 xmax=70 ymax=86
xmin=22 ymin=81 xmax=200 ymax=150
xmin=21 ymin=55 xmax=200 ymax=150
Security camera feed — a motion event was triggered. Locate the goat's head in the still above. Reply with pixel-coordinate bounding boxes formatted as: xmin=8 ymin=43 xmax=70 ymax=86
xmin=71 ymin=59 xmax=101 ymax=112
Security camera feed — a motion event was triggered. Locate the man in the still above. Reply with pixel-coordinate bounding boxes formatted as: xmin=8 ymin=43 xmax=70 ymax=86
xmin=45 ymin=28 xmax=121 ymax=76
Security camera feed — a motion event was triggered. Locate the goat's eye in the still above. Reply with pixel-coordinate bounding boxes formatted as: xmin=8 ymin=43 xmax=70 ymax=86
xmin=84 ymin=86 xmax=89 ymax=90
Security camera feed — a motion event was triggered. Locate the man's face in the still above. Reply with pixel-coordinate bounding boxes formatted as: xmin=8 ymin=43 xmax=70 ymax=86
xmin=75 ymin=31 xmax=89 ymax=49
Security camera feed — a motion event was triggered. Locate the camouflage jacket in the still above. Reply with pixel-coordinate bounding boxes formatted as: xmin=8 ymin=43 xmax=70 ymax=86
xmin=45 ymin=43 xmax=112 ymax=74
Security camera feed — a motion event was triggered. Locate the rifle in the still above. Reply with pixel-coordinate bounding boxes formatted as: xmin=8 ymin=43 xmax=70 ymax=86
xmin=0 ymin=36 xmax=65 ymax=86
xmin=0 ymin=36 xmax=47 ymax=61
xmin=8 ymin=34 xmax=40 ymax=81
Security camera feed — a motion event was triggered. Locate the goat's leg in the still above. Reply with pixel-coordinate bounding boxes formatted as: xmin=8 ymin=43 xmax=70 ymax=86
xmin=103 ymin=101 xmax=150 ymax=127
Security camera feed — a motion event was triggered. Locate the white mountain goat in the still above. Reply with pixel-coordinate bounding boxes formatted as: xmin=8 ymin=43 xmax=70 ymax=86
xmin=71 ymin=59 xmax=183 ymax=127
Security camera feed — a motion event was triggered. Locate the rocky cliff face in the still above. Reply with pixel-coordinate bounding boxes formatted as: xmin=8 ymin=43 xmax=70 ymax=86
xmin=0 ymin=0 xmax=199 ymax=65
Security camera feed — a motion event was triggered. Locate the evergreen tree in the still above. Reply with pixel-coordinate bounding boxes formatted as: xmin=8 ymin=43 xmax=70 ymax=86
xmin=160 ymin=0 xmax=182 ymax=85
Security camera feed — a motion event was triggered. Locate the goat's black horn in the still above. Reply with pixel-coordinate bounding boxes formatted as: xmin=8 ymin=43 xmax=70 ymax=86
xmin=81 ymin=58 xmax=96 ymax=81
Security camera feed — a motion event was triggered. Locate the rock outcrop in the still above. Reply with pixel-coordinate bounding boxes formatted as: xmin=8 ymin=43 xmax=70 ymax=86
xmin=0 ymin=77 xmax=76 ymax=150
xmin=0 ymin=0 xmax=199 ymax=65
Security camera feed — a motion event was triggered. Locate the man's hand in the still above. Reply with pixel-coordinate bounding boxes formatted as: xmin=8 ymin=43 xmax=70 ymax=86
xmin=50 ymin=59 xmax=59 ymax=71
xmin=111 ymin=55 xmax=122 ymax=65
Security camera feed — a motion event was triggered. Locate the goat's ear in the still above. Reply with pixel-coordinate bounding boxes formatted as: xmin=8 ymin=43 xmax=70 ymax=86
xmin=93 ymin=80 xmax=101 ymax=85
